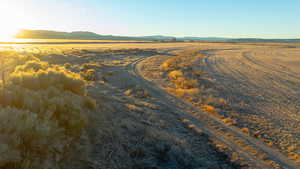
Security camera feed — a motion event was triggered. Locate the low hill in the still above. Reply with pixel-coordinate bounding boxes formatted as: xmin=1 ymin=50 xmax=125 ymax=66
xmin=14 ymin=29 xmax=300 ymax=42
xmin=15 ymin=29 xmax=138 ymax=40
xmin=15 ymin=29 xmax=231 ymax=41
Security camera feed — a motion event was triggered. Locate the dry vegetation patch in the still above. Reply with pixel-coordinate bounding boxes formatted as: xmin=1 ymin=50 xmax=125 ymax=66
xmin=124 ymin=86 xmax=150 ymax=98
xmin=0 ymin=54 xmax=97 ymax=169
xmin=158 ymin=49 xmax=243 ymax=129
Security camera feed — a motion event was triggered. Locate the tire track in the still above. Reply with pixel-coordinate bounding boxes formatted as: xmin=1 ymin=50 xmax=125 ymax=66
xmin=129 ymin=55 xmax=300 ymax=169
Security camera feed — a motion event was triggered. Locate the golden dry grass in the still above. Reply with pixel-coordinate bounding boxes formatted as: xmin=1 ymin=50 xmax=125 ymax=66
xmin=168 ymin=70 xmax=183 ymax=79
xmin=166 ymin=87 xmax=199 ymax=97
xmin=240 ymin=128 xmax=250 ymax=135
xmin=222 ymin=118 xmax=237 ymax=126
xmin=201 ymin=105 xmax=216 ymax=113
xmin=0 ymin=55 xmax=96 ymax=169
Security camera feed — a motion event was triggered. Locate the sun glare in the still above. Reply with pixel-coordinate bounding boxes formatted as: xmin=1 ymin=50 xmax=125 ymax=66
xmin=0 ymin=27 xmax=20 ymax=40
xmin=0 ymin=1 xmax=28 ymax=41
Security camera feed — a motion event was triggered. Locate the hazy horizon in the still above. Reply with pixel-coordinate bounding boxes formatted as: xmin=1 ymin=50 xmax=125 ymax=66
xmin=1 ymin=0 xmax=300 ymax=39
xmin=14 ymin=29 xmax=300 ymax=39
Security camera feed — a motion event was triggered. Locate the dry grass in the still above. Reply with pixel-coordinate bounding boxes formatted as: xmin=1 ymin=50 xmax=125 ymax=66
xmin=0 ymin=56 xmax=96 ymax=169
xmin=160 ymin=57 xmax=179 ymax=72
xmin=288 ymin=152 xmax=300 ymax=163
xmin=202 ymin=105 xmax=216 ymax=113
xmin=222 ymin=118 xmax=237 ymax=126
xmin=124 ymin=89 xmax=133 ymax=96
xmin=168 ymin=70 xmax=183 ymax=79
xmin=162 ymin=56 xmax=200 ymax=98
xmin=124 ymin=104 xmax=143 ymax=112
xmin=64 ymin=62 xmax=72 ymax=69
xmin=240 ymin=128 xmax=250 ymax=135
xmin=172 ymin=77 xmax=198 ymax=89
xmin=124 ymin=86 xmax=150 ymax=98
xmin=81 ymin=62 xmax=102 ymax=71
xmin=82 ymin=68 xmax=97 ymax=81
xmin=138 ymin=101 xmax=158 ymax=110
xmin=181 ymin=119 xmax=190 ymax=124
xmin=188 ymin=124 xmax=196 ymax=129
xmin=166 ymin=87 xmax=199 ymax=97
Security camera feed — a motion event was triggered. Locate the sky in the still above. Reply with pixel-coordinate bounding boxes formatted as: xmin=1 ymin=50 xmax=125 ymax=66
xmin=0 ymin=0 xmax=300 ymax=38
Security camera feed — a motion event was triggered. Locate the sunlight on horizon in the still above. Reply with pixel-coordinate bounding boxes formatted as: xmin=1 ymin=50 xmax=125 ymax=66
xmin=0 ymin=1 xmax=29 ymax=41
xmin=0 ymin=28 xmax=20 ymax=41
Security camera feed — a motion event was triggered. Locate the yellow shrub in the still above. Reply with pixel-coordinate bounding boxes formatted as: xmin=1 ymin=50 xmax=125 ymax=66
xmin=124 ymin=89 xmax=133 ymax=96
xmin=168 ymin=70 xmax=183 ymax=80
xmin=0 ymin=59 xmax=96 ymax=168
xmin=160 ymin=57 xmax=179 ymax=71
xmin=166 ymin=88 xmax=199 ymax=97
xmin=124 ymin=86 xmax=150 ymax=98
xmin=241 ymin=128 xmax=250 ymax=135
xmin=202 ymin=105 xmax=215 ymax=113
xmin=10 ymin=64 xmax=86 ymax=96
xmin=81 ymin=63 xmax=101 ymax=71
xmin=160 ymin=62 xmax=170 ymax=71
xmin=15 ymin=60 xmax=49 ymax=72
xmin=222 ymin=118 xmax=236 ymax=125
xmin=172 ymin=77 xmax=198 ymax=89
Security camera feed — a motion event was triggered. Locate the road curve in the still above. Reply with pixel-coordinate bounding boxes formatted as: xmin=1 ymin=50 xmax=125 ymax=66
xmin=129 ymin=53 xmax=300 ymax=169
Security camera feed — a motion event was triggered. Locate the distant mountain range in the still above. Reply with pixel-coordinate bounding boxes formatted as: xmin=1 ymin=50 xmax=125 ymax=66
xmin=15 ymin=29 xmax=300 ymax=42
xmin=15 ymin=29 xmax=139 ymax=40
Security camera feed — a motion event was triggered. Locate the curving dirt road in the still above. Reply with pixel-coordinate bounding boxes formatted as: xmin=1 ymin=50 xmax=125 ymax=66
xmin=132 ymin=45 xmax=300 ymax=168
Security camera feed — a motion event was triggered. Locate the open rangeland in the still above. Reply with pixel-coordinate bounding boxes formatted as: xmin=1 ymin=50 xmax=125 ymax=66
xmin=0 ymin=42 xmax=299 ymax=169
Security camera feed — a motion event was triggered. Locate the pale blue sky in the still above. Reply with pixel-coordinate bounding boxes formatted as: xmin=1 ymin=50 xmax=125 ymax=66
xmin=3 ymin=0 xmax=300 ymax=38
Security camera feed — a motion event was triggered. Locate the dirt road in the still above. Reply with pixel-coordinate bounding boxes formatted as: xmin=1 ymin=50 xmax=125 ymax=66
xmin=133 ymin=44 xmax=300 ymax=168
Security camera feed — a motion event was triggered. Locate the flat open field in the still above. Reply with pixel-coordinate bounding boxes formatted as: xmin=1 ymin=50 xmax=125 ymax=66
xmin=1 ymin=42 xmax=299 ymax=168
xmin=201 ymin=44 xmax=300 ymax=151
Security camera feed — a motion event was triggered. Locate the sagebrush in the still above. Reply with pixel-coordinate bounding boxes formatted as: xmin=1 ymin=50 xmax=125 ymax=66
xmin=0 ymin=56 xmax=96 ymax=169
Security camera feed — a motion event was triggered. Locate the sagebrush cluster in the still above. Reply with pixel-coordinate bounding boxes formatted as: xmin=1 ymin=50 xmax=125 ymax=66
xmin=0 ymin=57 xmax=96 ymax=169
